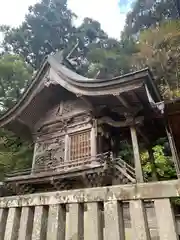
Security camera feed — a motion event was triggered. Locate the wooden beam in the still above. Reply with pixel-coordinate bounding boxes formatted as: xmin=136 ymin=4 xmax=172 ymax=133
xmin=114 ymin=94 xmax=136 ymax=116
xmin=114 ymin=93 xmax=151 ymax=144
xmin=113 ymin=93 xmax=142 ymax=116
xmin=136 ymin=127 xmax=150 ymax=145
xmin=131 ymin=91 xmax=147 ymax=110
xmin=98 ymin=116 xmax=144 ymax=128
xmin=114 ymin=92 xmax=150 ymax=144
xmin=115 ymin=94 xmax=132 ymax=110
xmin=76 ymin=94 xmax=94 ymax=110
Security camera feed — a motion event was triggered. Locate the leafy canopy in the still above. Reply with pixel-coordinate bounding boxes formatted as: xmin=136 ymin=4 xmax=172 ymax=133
xmin=0 ymin=54 xmax=32 ymax=114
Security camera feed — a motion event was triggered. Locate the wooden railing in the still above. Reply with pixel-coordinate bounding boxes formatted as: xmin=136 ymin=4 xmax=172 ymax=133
xmin=114 ymin=157 xmax=136 ymax=179
xmin=5 ymin=152 xmax=110 ymax=178
xmin=0 ymin=180 xmax=180 ymax=239
xmin=113 ymin=157 xmax=148 ymax=183
xmin=5 ymin=154 xmax=148 ymax=184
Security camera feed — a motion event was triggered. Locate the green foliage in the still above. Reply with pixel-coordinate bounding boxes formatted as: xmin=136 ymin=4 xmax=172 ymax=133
xmin=0 ymin=0 xmax=75 ymax=68
xmin=0 ymin=2 xmax=133 ymax=75
xmin=124 ymin=0 xmax=179 ymax=37
xmin=153 ymin=145 xmax=176 ymax=179
xmin=119 ymin=142 xmax=134 ymax=165
xmin=0 ymin=54 xmax=32 ymax=114
xmin=131 ymin=20 xmax=180 ymax=99
xmin=0 ymin=129 xmax=33 ymax=180
xmin=122 ymin=0 xmax=180 ymax=99
xmin=0 ymin=54 xmax=33 ymax=179
xmin=87 ymin=39 xmax=132 ymax=78
xmin=119 ymin=141 xmax=176 ymax=180
xmin=141 ymin=145 xmax=176 ymax=180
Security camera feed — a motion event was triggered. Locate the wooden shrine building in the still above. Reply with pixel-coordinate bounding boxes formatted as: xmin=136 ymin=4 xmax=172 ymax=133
xmin=0 ymin=52 xmax=167 ymax=195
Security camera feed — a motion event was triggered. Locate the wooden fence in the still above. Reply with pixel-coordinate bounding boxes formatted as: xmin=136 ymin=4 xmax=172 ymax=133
xmin=0 ymin=180 xmax=180 ymax=240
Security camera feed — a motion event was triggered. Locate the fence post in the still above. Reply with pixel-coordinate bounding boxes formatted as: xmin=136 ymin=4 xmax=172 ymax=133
xmin=4 ymin=208 xmax=21 ymax=240
xmin=154 ymin=199 xmax=178 ymax=240
xmin=18 ymin=207 xmax=34 ymax=240
xmin=31 ymin=206 xmax=48 ymax=240
xmin=47 ymin=204 xmax=66 ymax=240
xmin=84 ymin=203 xmax=103 ymax=240
xmin=130 ymin=200 xmax=151 ymax=240
xmin=65 ymin=204 xmax=83 ymax=240
xmin=104 ymin=201 xmax=125 ymax=240
xmin=0 ymin=208 xmax=8 ymax=240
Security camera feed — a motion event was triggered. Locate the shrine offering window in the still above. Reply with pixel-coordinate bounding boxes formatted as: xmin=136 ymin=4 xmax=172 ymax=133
xmin=70 ymin=130 xmax=91 ymax=161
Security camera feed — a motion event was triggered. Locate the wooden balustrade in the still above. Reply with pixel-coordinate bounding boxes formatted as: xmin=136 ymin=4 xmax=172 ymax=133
xmin=0 ymin=180 xmax=180 ymax=239
xmin=5 ymin=152 xmax=110 ymax=178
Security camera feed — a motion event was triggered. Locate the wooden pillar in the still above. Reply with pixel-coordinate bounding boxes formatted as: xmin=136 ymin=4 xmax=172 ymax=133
xmin=31 ymin=142 xmax=38 ymax=174
xmin=166 ymin=127 xmax=180 ymax=178
xmin=130 ymin=126 xmax=144 ymax=182
xmin=64 ymin=134 xmax=70 ymax=162
xmin=91 ymin=122 xmax=97 ymax=158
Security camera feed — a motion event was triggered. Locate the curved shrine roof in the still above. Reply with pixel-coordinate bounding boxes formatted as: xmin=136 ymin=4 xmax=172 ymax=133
xmin=0 ymin=52 xmax=161 ymax=138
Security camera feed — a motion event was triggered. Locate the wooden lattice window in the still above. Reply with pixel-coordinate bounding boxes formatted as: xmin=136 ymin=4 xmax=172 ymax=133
xmin=70 ymin=130 xmax=91 ymax=161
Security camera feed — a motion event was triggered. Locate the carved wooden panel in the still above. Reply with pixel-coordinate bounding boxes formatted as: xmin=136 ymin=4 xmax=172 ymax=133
xmin=60 ymin=100 xmax=89 ymax=116
xmin=34 ymin=137 xmax=65 ymax=171
xmin=32 ymin=97 xmax=93 ymax=172
xmin=35 ymin=99 xmax=89 ymax=132
xmin=70 ymin=130 xmax=91 ymax=161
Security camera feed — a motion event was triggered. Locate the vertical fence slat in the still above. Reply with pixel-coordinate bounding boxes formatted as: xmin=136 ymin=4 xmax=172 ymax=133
xmin=4 ymin=208 xmax=21 ymax=240
xmin=104 ymin=201 xmax=125 ymax=240
xmin=84 ymin=203 xmax=103 ymax=240
xmin=31 ymin=206 xmax=48 ymax=240
xmin=18 ymin=207 xmax=34 ymax=240
xmin=130 ymin=200 xmax=151 ymax=240
xmin=0 ymin=208 xmax=8 ymax=240
xmin=154 ymin=199 xmax=178 ymax=240
xmin=47 ymin=204 xmax=66 ymax=240
xmin=65 ymin=203 xmax=83 ymax=240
